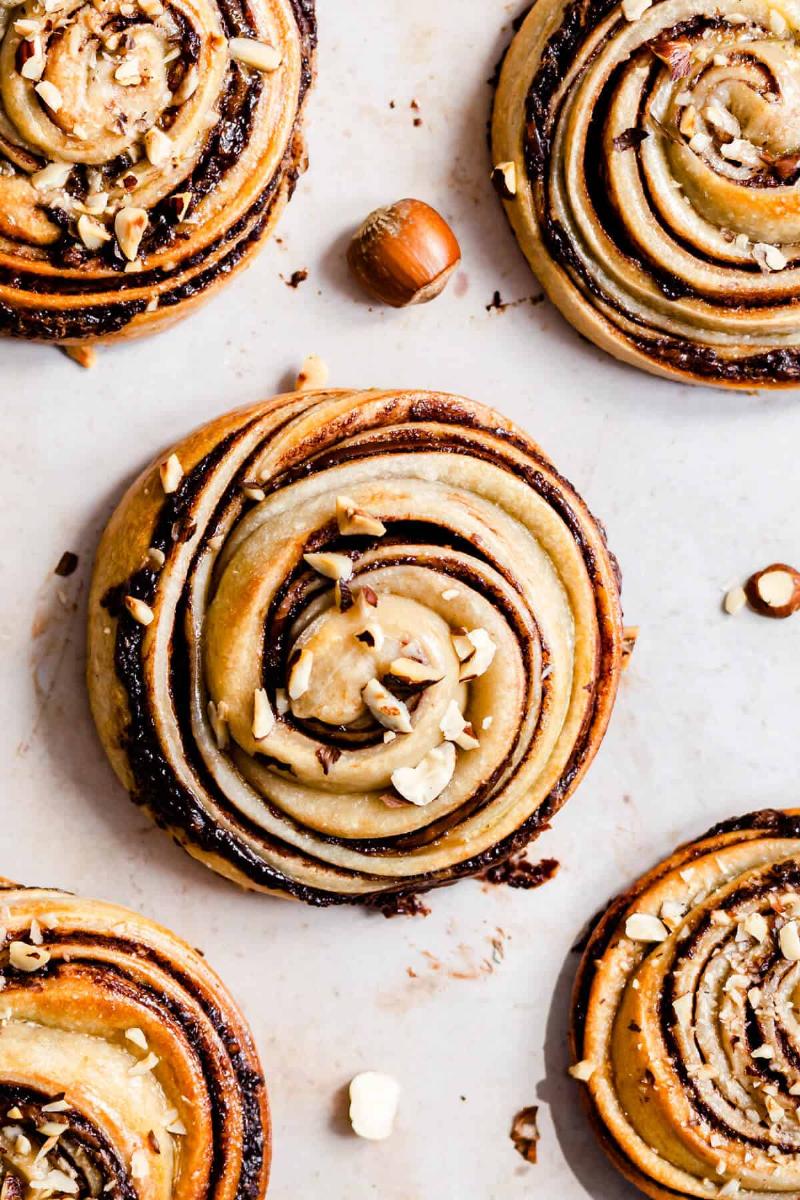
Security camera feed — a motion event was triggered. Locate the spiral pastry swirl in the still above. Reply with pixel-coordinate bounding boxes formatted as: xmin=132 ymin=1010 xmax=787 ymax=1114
xmin=570 ymin=809 xmax=800 ymax=1199
xmin=87 ymin=388 xmax=624 ymax=906
xmin=492 ymin=0 xmax=800 ymax=387
xmin=0 ymin=880 xmax=270 ymax=1200
xmin=0 ymin=0 xmax=313 ymax=342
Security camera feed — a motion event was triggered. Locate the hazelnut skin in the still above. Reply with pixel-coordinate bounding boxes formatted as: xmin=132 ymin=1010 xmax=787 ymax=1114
xmin=346 ymin=198 xmax=461 ymax=308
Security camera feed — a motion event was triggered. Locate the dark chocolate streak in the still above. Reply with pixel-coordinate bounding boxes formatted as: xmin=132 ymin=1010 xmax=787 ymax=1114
xmin=0 ymin=0 xmax=316 ymax=340
xmin=106 ymin=400 xmax=620 ymax=906
xmin=504 ymin=0 xmax=800 ymax=382
xmin=571 ymin=811 xmax=800 ymax=1188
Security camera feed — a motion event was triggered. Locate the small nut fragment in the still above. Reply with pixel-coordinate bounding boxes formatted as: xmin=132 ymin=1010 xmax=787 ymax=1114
xmin=456 ymin=627 xmax=497 ymax=681
xmin=391 ymin=741 xmax=456 ymax=805
xmin=32 ymin=161 xmax=72 ymax=191
xmin=144 ymin=127 xmax=172 ymax=166
xmin=252 ymin=688 xmax=275 ymax=741
xmin=490 ymin=161 xmax=517 ymax=199
xmin=723 ymin=585 xmax=747 ymax=615
xmin=336 ymin=495 xmax=386 ymax=538
xmin=625 ymin=912 xmax=669 ymax=943
xmin=77 ymin=214 xmax=111 ymax=251
xmin=208 ymin=699 xmax=230 ymax=749
xmin=745 ymin=563 xmax=800 ymax=618
xmin=439 ymin=700 xmax=479 ymax=750
xmin=621 ymin=625 xmax=638 ymax=669
xmin=348 ymin=1072 xmax=400 ymax=1141
xmin=64 ymin=345 xmax=96 ymax=369
xmin=347 ymin=198 xmax=461 ymax=307
xmin=295 ymin=353 xmax=328 ymax=391
xmin=159 ymin=453 xmax=183 ymax=494
xmin=115 ymin=206 xmax=149 ymax=262
xmin=303 ymin=551 xmax=353 ymax=581
xmin=742 ymin=912 xmax=769 ymax=942
xmin=568 ymin=1060 xmax=596 ymax=1081
xmin=780 ymin=920 xmax=800 ymax=961
xmin=124 ymin=595 xmax=154 ymax=626
xmin=673 ymin=993 xmax=694 ymax=1026
xmin=35 ymin=80 xmax=63 ymax=111
xmin=9 ymin=941 xmax=50 ymax=972
xmin=229 ymin=36 xmax=282 ymax=71
xmin=362 ymin=678 xmax=413 ymax=734
xmin=288 ymin=649 xmax=314 ymax=700
xmin=126 ymin=1027 xmax=148 ymax=1050
xmin=384 ymin=656 xmax=443 ymax=692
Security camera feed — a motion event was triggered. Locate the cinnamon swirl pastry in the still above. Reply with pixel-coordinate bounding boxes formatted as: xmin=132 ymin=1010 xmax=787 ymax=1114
xmin=0 ymin=879 xmax=270 ymax=1199
xmin=0 ymin=0 xmax=314 ymax=343
xmin=571 ymin=809 xmax=800 ymax=1199
xmin=87 ymin=388 xmax=624 ymax=906
xmin=492 ymin=0 xmax=800 ymax=386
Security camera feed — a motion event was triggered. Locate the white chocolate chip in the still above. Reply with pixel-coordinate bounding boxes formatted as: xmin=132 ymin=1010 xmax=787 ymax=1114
xmin=390 ymin=742 xmax=456 ymax=806
xmin=348 ymin=1072 xmax=400 ymax=1140
xmin=625 ymin=913 xmax=669 ymax=943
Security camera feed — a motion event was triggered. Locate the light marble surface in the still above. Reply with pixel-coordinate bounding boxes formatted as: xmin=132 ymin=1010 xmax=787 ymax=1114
xmin=2 ymin=0 xmax=800 ymax=1196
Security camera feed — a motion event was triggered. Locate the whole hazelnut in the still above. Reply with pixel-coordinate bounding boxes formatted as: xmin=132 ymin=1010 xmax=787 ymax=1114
xmin=346 ymin=198 xmax=461 ymax=307
xmin=744 ymin=563 xmax=800 ymax=618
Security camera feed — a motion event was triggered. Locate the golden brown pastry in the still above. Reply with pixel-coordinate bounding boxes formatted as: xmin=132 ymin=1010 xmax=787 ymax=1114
xmin=87 ymin=388 xmax=624 ymax=906
xmin=0 ymin=0 xmax=314 ymax=343
xmin=0 ymin=879 xmax=270 ymax=1199
xmin=571 ymin=809 xmax=800 ymax=1199
xmin=492 ymin=1 xmax=800 ymax=387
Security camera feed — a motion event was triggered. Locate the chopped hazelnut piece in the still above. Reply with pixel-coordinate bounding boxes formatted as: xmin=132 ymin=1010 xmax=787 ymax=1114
xmin=115 ymin=207 xmax=149 ymax=262
xmin=32 ymin=161 xmax=72 ymax=191
xmin=568 ymin=1060 xmax=596 ymax=1081
xmin=724 ymin=585 xmax=747 ymax=615
xmin=207 ymin=699 xmax=230 ymax=749
xmin=9 ymin=941 xmax=50 ymax=971
xmin=335 ymin=494 xmax=386 ymax=537
xmin=303 ymin=551 xmax=353 ymax=581
xmin=673 ymin=993 xmax=693 ymax=1026
xmin=229 ymin=36 xmax=282 ymax=72
xmin=35 ymin=80 xmax=63 ymax=111
xmin=124 ymin=596 xmax=154 ymax=626
xmin=159 ymin=453 xmax=183 ymax=494
xmin=144 ymin=127 xmax=172 ymax=166
xmin=390 ymin=741 xmax=456 ymax=805
xmin=348 ymin=1072 xmax=400 ymax=1140
xmin=490 ymin=161 xmax=517 ymax=199
xmin=457 ymin=627 xmax=497 ymax=681
xmin=64 ymin=346 xmax=96 ymax=369
xmin=625 ymin=912 xmax=669 ymax=943
xmin=125 ymin=1027 xmax=148 ymax=1050
xmin=288 ymin=649 xmax=314 ymax=700
xmin=362 ymin=678 xmax=412 ymax=734
xmin=77 ymin=214 xmax=111 ymax=251
xmin=439 ymin=700 xmax=480 ymax=750
xmin=252 ymin=688 xmax=275 ymax=740
xmin=295 ymin=353 xmax=329 ymax=391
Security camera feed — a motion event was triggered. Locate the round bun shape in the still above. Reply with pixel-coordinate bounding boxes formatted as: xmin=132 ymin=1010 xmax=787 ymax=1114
xmin=0 ymin=0 xmax=314 ymax=343
xmin=492 ymin=0 xmax=800 ymax=387
xmin=571 ymin=808 xmax=800 ymax=1199
xmin=88 ymin=388 xmax=624 ymax=906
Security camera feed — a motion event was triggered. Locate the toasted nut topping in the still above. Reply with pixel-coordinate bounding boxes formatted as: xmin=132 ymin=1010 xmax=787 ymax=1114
xmin=275 ymin=688 xmax=289 ymax=715
xmin=147 ymin=547 xmax=166 ymax=569
xmin=724 ymin=585 xmax=747 ymax=615
xmin=355 ymin=623 xmax=385 ymax=651
xmin=64 ymin=345 xmax=96 ymax=369
xmin=349 ymin=1073 xmax=400 ymax=1141
xmin=363 ymin=678 xmax=412 ymax=733
xmin=125 ymin=1027 xmax=148 ymax=1050
xmin=391 ymin=741 xmax=456 ymax=805
xmin=624 ymin=913 xmax=669 ymax=942
xmin=144 ymin=127 xmax=172 ymax=166
xmin=457 ymin=627 xmax=497 ymax=681
xmin=295 ymin=353 xmax=329 ymax=391
xmin=77 ymin=214 xmax=111 ymax=251
xmin=114 ymin=57 xmax=142 ymax=85
xmin=115 ymin=206 xmax=148 ymax=262
xmin=124 ymin=596 xmax=154 ymax=626
xmin=753 ymin=242 xmax=788 ymax=272
xmin=673 ymin=993 xmax=693 ymax=1026
xmin=288 ymin=649 xmax=314 ymax=700
xmin=743 ymin=912 xmax=769 ymax=942
xmin=752 ymin=1044 xmax=774 ymax=1059
xmin=35 ymin=80 xmax=63 ymax=111
xmin=32 ymin=161 xmax=72 ymax=191
xmin=780 ymin=920 xmax=800 ymax=961
xmin=252 ymin=688 xmax=275 ymax=740
xmin=172 ymin=65 xmax=198 ymax=104
xmin=129 ymin=1051 xmax=160 ymax=1076
xmin=20 ymin=37 xmax=45 ymax=80
xmin=9 ymin=941 xmax=50 ymax=971
xmin=303 ymin=551 xmax=353 ymax=581
xmin=621 ymin=625 xmax=638 ymax=669
xmin=439 ymin=700 xmax=479 ymax=749
xmin=384 ymin=656 xmax=442 ymax=689
xmin=490 ymin=161 xmax=517 ymax=199
xmin=207 ymin=699 xmax=230 ymax=749
xmin=171 ymin=192 xmax=192 ymax=222
xmin=159 ymin=453 xmax=183 ymax=494
xmin=229 ymin=36 xmax=282 ymax=71
xmin=568 ymin=1060 xmax=596 ymax=1081
xmin=336 ymin=494 xmax=386 ymax=538
xmin=622 ymin=0 xmax=652 ymax=18
xmin=745 ymin=563 xmax=800 ymax=618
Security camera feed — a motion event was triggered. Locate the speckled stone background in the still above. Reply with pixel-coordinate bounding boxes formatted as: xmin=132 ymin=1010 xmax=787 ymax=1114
xmin=2 ymin=0 xmax=800 ymax=1195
